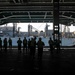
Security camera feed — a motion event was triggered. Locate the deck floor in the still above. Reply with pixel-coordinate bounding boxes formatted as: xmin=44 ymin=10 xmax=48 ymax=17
xmin=0 ymin=48 xmax=75 ymax=73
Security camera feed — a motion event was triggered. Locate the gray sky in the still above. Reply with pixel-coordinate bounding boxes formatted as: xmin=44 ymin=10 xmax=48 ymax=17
xmin=1 ymin=23 xmax=75 ymax=32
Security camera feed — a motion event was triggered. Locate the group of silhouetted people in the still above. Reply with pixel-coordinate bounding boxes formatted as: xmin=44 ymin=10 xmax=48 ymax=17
xmin=17 ymin=37 xmax=45 ymax=58
xmin=0 ymin=37 xmax=60 ymax=58
xmin=48 ymin=37 xmax=61 ymax=54
xmin=0 ymin=37 xmax=12 ymax=52
xmin=0 ymin=37 xmax=45 ymax=59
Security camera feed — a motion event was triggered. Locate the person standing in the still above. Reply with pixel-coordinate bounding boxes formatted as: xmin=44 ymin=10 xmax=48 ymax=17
xmin=48 ymin=37 xmax=54 ymax=54
xmin=17 ymin=38 xmax=22 ymax=53
xmin=8 ymin=38 xmax=12 ymax=50
xmin=37 ymin=38 xmax=45 ymax=59
xmin=23 ymin=37 xmax=27 ymax=53
xmin=28 ymin=38 xmax=31 ymax=52
xmin=30 ymin=38 xmax=36 ymax=58
xmin=33 ymin=37 xmax=36 ymax=58
xmin=3 ymin=38 xmax=7 ymax=52
xmin=0 ymin=38 xmax=2 ymax=51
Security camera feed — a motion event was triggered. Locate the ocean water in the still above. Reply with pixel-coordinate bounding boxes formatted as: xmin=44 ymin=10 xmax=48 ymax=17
xmin=1 ymin=36 xmax=75 ymax=46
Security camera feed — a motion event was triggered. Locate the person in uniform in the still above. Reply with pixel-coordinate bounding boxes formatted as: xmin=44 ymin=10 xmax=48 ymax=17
xmin=48 ymin=37 xmax=54 ymax=54
xmin=8 ymin=38 xmax=12 ymax=50
xmin=23 ymin=37 xmax=27 ymax=53
xmin=37 ymin=38 xmax=45 ymax=59
xmin=17 ymin=38 xmax=22 ymax=52
xmin=0 ymin=38 xmax=2 ymax=51
xmin=3 ymin=38 xmax=7 ymax=52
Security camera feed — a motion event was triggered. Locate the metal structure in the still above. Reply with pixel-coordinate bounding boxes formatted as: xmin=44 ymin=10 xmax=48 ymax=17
xmin=28 ymin=24 xmax=40 ymax=36
xmin=0 ymin=0 xmax=75 ymax=25
xmin=45 ymin=23 xmax=49 ymax=37
xmin=62 ymin=25 xmax=70 ymax=37
xmin=28 ymin=24 xmax=32 ymax=36
xmin=13 ymin=23 xmax=17 ymax=37
xmin=0 ymin=0 xmax=75 ymax=48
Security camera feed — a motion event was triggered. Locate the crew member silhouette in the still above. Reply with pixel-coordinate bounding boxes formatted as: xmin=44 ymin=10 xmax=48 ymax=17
xmin=17 ymin=38 xmax=22 ymax=52
xmin=33 ymin=37 xmax=36 ymax=58
xmin=48 ymin=37 xmax=54 ymax=54
xmin=3 ymin=38 xmax=7 ymax=52
xmin=30 ymin=38 xmax=36 ymax=58
xmin=23 ymin=37 xmax=27 ymax=53
xmin=55 ymin=39 xmax=61 ymax=53
xmin=28 ymin=38 xmax=31 ymax=52
xmin=0 ymin=38 xmax=2 ymax=51
xmin=37 ymin=38 xmax=45 ymax=59
xmin=8 ymin=38 xmax=12 ymax=50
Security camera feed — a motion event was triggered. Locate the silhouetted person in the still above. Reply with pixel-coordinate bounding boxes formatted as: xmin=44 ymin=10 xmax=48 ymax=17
xmin=8 ymin=38 xmax=12 ymax=50
xmin=28 ymin=38 xmax=31 ymax=52
xmin=0 ymin=38 xmax=2 ymax=51
xmin=3 ymin=38 xmax=7 ymax=52
xmin=30 ymin=38 xmax=33 ymax=56
xmin=23 ymin=37 xmax=27 ymax=53
xmin=33 ymin=37 xmax=36 ymax=58
xmin=55 ymin=39 xmax=61 ymax=53
xmin=48 ymin=37 xmax=54 ymax=54
xmin=30 ymin=38 xmax=36 ymax=58
xmin=17 ymin=38 xmax=22 ymax=52
xmin=37 ymin=38 xmax=45 ymax=59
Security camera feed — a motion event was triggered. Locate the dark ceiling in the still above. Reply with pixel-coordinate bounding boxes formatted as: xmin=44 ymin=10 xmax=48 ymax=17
xmin=0 ymin=0 xmax=75 ymax=25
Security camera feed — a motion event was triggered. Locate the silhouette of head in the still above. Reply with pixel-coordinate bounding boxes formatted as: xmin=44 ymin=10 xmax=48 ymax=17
xmin=24 ymin=37 xmax=26 ymax=39
xmin=19 ymin=38 xmax=20 ymax=40
xmin=50 ymin=37 xmax=51 ymax=40
xmin=39 ymin=38 xmax=41 ymax=41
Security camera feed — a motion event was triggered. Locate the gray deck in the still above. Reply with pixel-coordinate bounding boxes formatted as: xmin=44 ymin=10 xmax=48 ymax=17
xmin=0 ymin=47 xmax=75 ymax=73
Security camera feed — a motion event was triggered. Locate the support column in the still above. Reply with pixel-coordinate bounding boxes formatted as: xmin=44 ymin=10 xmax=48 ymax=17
xmin=13 ymin=23 xmax=15 ymax=37
xmin=53 ymin=0 xmax=60 ymax=49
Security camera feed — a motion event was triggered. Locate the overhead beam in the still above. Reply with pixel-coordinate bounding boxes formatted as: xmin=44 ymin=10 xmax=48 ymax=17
xmin=18 ymin=0 xmax=21 ymax=3
xmin=28 ymin=12 xmax=31 ymax=19
xmin=0 ymin=6 xmax=75 ymax=11
xmin=51 ymin=0 xmax=53 ymax=3
xmin=0 ymin=2 xmax=75 ymax=5
xmin=0 ymin=11 xmax=51 ymax=13
xmin=0 ymin=15 xmax=29 ymax=21
xmin=13 ymin=0 xmax=16 ymax=4
xmin=62 ymin=0 xmax=64 ymax=2
xmin=61 ymin=15 xmax=75 ymax=20
xmin=21 ymin=0 xmax=24 ymax=3
xmin=44 ymin=12 xmax=47 ymax=19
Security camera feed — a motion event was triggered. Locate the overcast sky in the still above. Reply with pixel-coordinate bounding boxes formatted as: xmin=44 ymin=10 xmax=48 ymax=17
xmin=1 ymin=23 xmax=75 ymax=32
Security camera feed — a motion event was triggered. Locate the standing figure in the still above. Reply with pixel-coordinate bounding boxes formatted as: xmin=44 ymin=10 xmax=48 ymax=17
xmin=8 ymin=38 xmax=12 ymax=50
xmin=30 ymin=38 xmax=36 ymax=58
xmin=37 ymin=38 xmax=45 ymax=59
xmin=48 ymin=37 xmax=54 ymax=54
xmin=33 ymin=37 xmax=36 ymax=58
xmin=0 ymin=38 xmax=2 ymax=51
xmin=3 ymin=38 xmax=7 ymax=52
xmin=17 ymin=38 xmax=22 ymax=52
xmin=55 ymin=39 xmax=61 ymax=53
xmin=28 ymin=38 xmax=31 ymax=52
xmin=23 ymin=37 xmax=27 ymax=53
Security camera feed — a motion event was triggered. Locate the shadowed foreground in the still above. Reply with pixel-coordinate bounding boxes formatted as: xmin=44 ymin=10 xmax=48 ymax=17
xmin=0 ymin=47 xmax=75 ymax=73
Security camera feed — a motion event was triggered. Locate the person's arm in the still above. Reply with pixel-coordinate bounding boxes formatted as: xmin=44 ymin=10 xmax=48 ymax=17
xmin=17 ymin=40 xmax=18 ymax=43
